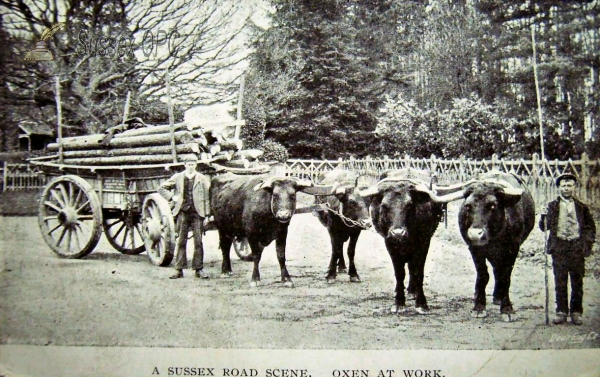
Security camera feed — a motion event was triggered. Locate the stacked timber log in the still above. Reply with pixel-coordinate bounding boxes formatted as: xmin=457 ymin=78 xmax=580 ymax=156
xmin=46 ymin=120 xmax=269 ymax=173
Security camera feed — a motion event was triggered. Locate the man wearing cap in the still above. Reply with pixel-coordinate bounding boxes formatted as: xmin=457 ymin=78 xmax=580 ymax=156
xmin=540 ymin=173 xmax=596 ymax=325
xmin=158 ymin=154 xmax=212 ymax=279
xmin=100 ymin=117 xmax=147 ymax=147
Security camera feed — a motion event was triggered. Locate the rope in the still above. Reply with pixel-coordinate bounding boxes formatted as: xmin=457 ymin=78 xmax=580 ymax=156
xmin=323 ymin=202 xmax=371 ymax=230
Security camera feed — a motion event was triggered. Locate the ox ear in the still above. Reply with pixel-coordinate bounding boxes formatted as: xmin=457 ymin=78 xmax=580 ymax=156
xmin=253 ymin=176 xmax=279 ymax=191
xmin=496 ymin=187 xmax=523 ymax=207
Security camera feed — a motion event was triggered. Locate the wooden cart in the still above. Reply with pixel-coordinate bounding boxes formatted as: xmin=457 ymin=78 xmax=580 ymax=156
xmin=29 ymin=156 xmax=263 ymax=266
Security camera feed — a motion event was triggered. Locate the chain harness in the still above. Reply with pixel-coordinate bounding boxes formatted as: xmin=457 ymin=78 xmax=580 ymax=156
xmin=322 ymin=202 xmax=372 ymax=230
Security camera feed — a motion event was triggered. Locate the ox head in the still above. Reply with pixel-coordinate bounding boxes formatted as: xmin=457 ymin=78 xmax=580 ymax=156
xmin=359 ymin=174 xmax=463 ymax=242
xmin=254 ymin=176 xmax=313 ymax=223
xmin=328 ymin=178 xmax=372 ymax=229
xmin=458 ymin=181 xmax=523 ymax=246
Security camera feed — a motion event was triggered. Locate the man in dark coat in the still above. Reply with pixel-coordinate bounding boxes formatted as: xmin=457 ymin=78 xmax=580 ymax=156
xmin=158 ymin=154 xmax=212 ymax=279
xmin=100 ymin=117 xmax=147 ymax=146
xmin=540 ymin=173 xmax=596 ymax=325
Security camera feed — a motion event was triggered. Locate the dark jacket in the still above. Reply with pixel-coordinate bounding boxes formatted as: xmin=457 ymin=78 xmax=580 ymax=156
xmin=539 ymin=197 xmax=596 ymax=256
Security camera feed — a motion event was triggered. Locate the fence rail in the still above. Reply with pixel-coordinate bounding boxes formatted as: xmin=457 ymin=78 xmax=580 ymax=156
xmin=1 ymin=162 xmax=47 ymax=191
xmin=285 ymin=153 xmax=600 ymax=210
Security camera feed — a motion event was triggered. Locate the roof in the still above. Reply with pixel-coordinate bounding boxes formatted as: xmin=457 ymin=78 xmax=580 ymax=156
xmin=18 ymin=121 xmax=54 ymax=137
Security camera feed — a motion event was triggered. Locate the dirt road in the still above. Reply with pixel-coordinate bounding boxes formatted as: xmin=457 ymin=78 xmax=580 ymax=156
xmin=1 ymin=202 xmax=599 ymax=350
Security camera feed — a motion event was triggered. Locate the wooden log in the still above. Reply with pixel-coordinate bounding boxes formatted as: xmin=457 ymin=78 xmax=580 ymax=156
xmin=233 ymin=149 xmax=263 ymax=161
xmin=220 ymin=138 xmax=243 ymax=151
xmin=213 ymin=151 xmax=233 ymax=161
xmin=208 ymin=143 xmax=221 ymax=156
xmin=48 ymin=131 xmax=197 ymax=151
xmin=59 ymin=144 xmax=200 ymax=158
xmin=61 ymin=153 xmax=198 ymax=165
xmin=211 ymin=163 xmax=270 ymax=175
xmin=222 ymin=158 xmax=250 ymax=169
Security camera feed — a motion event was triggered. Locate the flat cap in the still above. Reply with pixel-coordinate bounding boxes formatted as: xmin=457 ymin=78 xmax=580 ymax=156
xmin=556 ymin=173 xmax=578 ymax=186
xmin=181 ymin=154 xmax=199 ymax=162
xmin=124 ymin=117 xmax=146 ymax=125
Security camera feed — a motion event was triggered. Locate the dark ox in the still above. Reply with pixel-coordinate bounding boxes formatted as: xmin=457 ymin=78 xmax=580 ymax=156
xmin=456 ymin=172 xmax=535 ymax=321
xmin=210 ymin=173 xmax=316 ymax=287
xmin=360 ymin=169 xmax=462 ymax=314
xmin=313 ymin=170 xmax=372 ymax=283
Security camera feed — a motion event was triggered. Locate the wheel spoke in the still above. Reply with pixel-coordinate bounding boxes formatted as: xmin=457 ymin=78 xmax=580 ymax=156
xmin=44 ymin=201 xmax=62 ymax=213
xmin=68 ymin=182 xmax=74 ymax=206
xmin=56 ymin=226 xmax=68 ymax=247
xmin=58 ymin=184 xmax=69 ymax=208
xmin=73 ymin=227 xmax=82 ymax=250
xmin=43 ymin=215 xmax=58 ymax=221
xmin=48 ymin=222 xmax=63 ymax=235
xmin=76 ymin=199 xmax=91 ymax=214
xmin=78 ymin=215 xmax=95 ymax=221
xmin=120 ymin=227 xmax=130 ymax=248
xmin=105 ymin=219 xmax=122 ymax=230
xmin=113 ymin=223 xmax=126 ymax=238
xmin=65 ymin=227 xmax=72 ymax=253
xmin=73 ymin=189 xmax=83 ymax=209
xmin=50 ymin=189 xmax=66 ymax=208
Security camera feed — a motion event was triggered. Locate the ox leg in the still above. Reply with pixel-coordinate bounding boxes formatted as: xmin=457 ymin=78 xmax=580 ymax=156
xmin=411 ymin=248 xmax=429 ymax=314
xmin=347 ymin=232 xmax=360 ymax=283
xmin=337 ymin=243 xmax=348 ymax=274
xmin=388 ymin=247 xmax=407 ymax=313
xmin=470 ymin=250 xmax=489 ymax=317
xmin=492 ymin=253 xmax=517 ymax=321
xmin=249 ymin=238 xmax=264 ymax=287
xmin=326 ymin=233 xmax=343 ymax=283
xmin=491 ymin=264 xmax=501 ymax=305
xmin=406 ymin=259 xmax=417 ymax=299
xmin=276 ymin=226 xmax=293 ymax=287
xmin=219 ymin=232 xmax=234 ymax=277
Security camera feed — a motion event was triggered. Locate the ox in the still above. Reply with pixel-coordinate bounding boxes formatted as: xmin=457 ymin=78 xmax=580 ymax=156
xmin=313 ymin=170 xmax=372 ymax=283
xmin=454 ymin=171 xmax=535 ymax=321
xmin=359 ymin=169 xmax=463 ymax=314
xmin=210 ymin=173 xmax=325 ymax=287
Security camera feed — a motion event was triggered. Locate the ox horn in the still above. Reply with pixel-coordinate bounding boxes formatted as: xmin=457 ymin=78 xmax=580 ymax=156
xmin=358 ymin=185 xmax=379 ymax=197
xmin=413 ymin=183 xmax=466 ymax=204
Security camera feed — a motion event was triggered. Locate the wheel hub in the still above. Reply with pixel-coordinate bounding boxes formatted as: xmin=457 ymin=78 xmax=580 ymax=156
xmin=145 ymin=218 xmax=163 ymax=243
xmin=58 ymin=207 xmax=79 ymax=226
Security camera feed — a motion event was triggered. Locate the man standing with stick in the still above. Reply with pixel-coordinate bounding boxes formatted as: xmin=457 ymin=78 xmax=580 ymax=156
xmin=539 ymin=173 xmax=596 ymax=325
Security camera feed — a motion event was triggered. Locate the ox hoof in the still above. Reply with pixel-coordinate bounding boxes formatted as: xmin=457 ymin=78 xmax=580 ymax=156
xmin=349 ymin=276 xmax=361 ymax=283
xmin=501 ymin=313 xmax=514 ymax=322
xmin=220 ymin=272 xmax=234 ymax=278
xmin=283 ymin=280 xmax=294 ymax=288
xmin=326 ymin=277 xmax=336 ymax=284
xmin=249 ymin=281 xmax=261 ymax=288
xmin=415 ymin=307 xmax=430 ymax=315
xmin=493 ymin=299 xmax=501 ymax=305
xmin=470 ymin=310 xmax=488 ymax=318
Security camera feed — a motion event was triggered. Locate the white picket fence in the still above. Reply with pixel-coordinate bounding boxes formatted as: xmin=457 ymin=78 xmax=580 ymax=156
xmin=285 ymin=153 xmax=600 ymax=210
xmin=1 ymin=162 xmax=47 ymax=191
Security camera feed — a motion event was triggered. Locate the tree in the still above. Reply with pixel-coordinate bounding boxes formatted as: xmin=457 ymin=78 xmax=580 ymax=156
xmin=246 ymin=0 xmax=423 ymax=158
xmin=0 ymin=0 xmax=256 ymax=135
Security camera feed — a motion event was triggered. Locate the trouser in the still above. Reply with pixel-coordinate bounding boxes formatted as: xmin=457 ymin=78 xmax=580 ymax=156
xmin=551 ymin=238 xmax=585 ymax=315
xmin=174 ymin=209 xmax=205 ymax=270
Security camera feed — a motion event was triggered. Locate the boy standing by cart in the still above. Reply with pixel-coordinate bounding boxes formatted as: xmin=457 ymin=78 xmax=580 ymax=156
xmin=158 ymin=154 xmax=212 ymax=279
xmin=540 ymin=173 xmax=596 ymax=325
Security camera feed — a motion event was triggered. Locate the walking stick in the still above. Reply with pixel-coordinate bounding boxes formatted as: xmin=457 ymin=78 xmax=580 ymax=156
xmin=541 ymin=208 xmax=550 ymax=325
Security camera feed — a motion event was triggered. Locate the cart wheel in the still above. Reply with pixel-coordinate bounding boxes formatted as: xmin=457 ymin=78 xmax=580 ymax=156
xmin=233 ymin=237 xmax=253 ymax=261
xmin=103 ymin=210 xmax=146 ymax=255
xmin=38 ymin=175 xmax=102 ymax=258
xmin=141 ymin=193 xmax=175 ymax=266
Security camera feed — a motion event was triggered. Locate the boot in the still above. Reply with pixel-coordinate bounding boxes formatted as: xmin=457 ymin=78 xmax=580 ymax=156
xmin=571 ymin=313 xmax=583 ymax=326
xmin=169 ymin=269 xmax=184 ymax=279
xmin=552 ymin=312 xmax=567 ymax=325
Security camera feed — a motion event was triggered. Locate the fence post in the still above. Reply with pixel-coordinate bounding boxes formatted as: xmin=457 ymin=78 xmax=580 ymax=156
xmin=430 ymin=154 xmax=437 ymax=175
xmin=2 ymin=161 xmax=6 ymax=192
xmin=580 ymin=152 xmax=589 ymax=203
xmin=459 ymin=155 xmax=466 ymax=182
xmin=491 ymin=153 xmax=499 ymax=171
